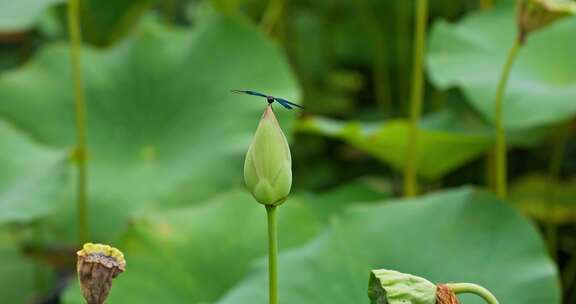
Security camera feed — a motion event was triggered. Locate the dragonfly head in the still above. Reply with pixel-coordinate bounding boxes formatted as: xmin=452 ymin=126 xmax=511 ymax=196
xmin=266 ymin=96 xmax=275 ymax=104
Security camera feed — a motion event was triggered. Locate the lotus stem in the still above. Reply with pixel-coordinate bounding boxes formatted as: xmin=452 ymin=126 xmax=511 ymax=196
xmin=396 ymin=0 xmax=410 ymax=112
xmin=67 ymin=0 xmax=89 ymax=244
xmin=480 ymin=0 xmax=494 ymax=10
xmin=447 ymin=282 xmax=500 ymax=304
xmin=493 ymin=38 xmax=521 ymax=199
xmin=261 ymin=0 xmax=285 ymax=35
xmin=545 ymin=121 xmax=572 ymax=259
xmin=404 ymin=0 xmax=428 ymax=197
xmin=354 ymin=0 xmax=392 ymax=114
xmin=266 ymin=205 xmax=278 ymax=304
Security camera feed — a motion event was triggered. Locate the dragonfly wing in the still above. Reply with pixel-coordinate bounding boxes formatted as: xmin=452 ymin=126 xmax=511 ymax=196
xmin=231 ymin=90 xmax=268 ymax=98
xmin=276 ymin=98 xmax=304 ymax=109
xmin=275 ymin=99 xmax=293 ymax=109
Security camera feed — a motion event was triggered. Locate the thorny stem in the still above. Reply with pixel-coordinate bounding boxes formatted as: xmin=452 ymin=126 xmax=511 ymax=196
xmin=266 ymin=205 xmax=278 ymax=304
xmin=404 ymin=0 xmax=428 ymax=197
xmin=67 ymin=0 xmax=89 ymax=244
xmin=493 ymin=38 xmax=522 ymax=199
xmin=447 ymin=282 xmax=500 ymax=304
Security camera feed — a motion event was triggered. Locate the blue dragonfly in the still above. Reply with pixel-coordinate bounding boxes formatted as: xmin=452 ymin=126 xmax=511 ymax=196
xmin=232 ymin=90 xmax=304 ymax=110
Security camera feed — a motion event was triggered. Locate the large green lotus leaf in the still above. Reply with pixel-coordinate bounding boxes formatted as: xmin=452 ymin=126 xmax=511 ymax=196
xmin=0 ymin=0 xmax=154 ymax=45
xmin=304 ymin=176 xmax=391 ymax=221
xmin=510 ymin=174 xmax=576 ymax=224
xmin=217 ymin=187 xmax=560 ymax=304
xmin=297 ymin=116 xmax=492 ymax=180
xmin=0 ymin=15 xmax=299 ymax=242
xmin=0 ymin=0 xmax=63 ymax=32
xmin=0 ymin=231 xmax=37 ymax=303
xmin=81 ymin=0 xmax=156 ymax=46
xmin=422 ymin=107 xmax=551 ymax=148
xmin=0 ymin=120 xmax=68 ymax=224
xmin=428 ymin=6 xmax=576 ymax=130
xmin=63 ymin=190 xmax=322 ymax=303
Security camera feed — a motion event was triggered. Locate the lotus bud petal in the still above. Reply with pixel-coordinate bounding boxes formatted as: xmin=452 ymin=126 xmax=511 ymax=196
xmin=244 ymin=105 xmax=292 ymax=206
xmin=76 ymin=243 xmax=126 ymax=304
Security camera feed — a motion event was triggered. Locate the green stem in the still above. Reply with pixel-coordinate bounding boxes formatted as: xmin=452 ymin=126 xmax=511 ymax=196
xmin=545 ymin=121 xmax=571 ymax=259
xmin=32 ymin=221 xmax=49 ymax=295
xmin=480 ymin=0 xmax=494 ymax=10
xmin=545 ymin=221 xmax=557 ymax=260
xmin=563 ymin=253 xmax=576 ymax=294
xmin=160 ymin=0 xmax=177 ymax=23
xmin=67 ymin=0 xmax=89 ymax=244
xmin=443 ymin=0 xmax=456 ymax=20
xmin=373 ymin=35 xmax=391 ymax=115
xmin=493 ymin=38 xmax=521 ymax=199
xmin=403 ymin=0 xmax=428 ymax=197
xmin=485 ymin=150 xmax=496 ymax=190
xmin=354 ymin=0 xmax=391 ymax=114
xmin=431 ymin=87 xmax=446 ymax=111
xmin=261 ymin=0 xmax=285 ymax=36
xmin=266 ymin=205 xmax=278 ymax=304
xmin=447 ymin=282 xmax=500 ymax=304
xmin=548 ymin=122 xmax=571 ymax=178
xmin=395 ymin=0 xmax=410 ymax=114
xmin=211 ymin=0 xmax=241 ymax=15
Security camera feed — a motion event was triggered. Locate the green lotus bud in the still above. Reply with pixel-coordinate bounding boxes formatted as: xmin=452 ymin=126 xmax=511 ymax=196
xmin=244 ymin=105 xmax=292 ymax=205
xmin=368 ymin=269 xmax=436 ymax=304
xmin=518 ymin=0 xmax=576 ymax=43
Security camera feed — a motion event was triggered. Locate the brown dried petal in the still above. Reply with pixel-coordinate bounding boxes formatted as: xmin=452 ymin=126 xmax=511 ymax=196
xmin=436 ymin=284 xmax=460 ymax=304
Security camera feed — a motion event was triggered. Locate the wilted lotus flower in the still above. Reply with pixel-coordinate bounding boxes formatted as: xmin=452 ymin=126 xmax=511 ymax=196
xmin=368 ymin=269 xmax=500 ymax=304
xmin=76 ymin=243 xmax=126 ymax=304
xmin=518 ymin=0 xmax=576 ymax=42
xmin=368 ymin=269 xmax=437 ymax=304
xmin=244 ymin=105 xmax=292 ymax=206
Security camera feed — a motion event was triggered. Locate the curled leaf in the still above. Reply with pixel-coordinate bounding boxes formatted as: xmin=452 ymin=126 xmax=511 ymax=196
xmin=368 ymin=269 xmax=436 ymax=304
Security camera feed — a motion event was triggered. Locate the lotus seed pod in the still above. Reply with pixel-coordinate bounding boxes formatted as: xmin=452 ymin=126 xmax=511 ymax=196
xmin=244 ymin=105 xmax=292 ymax=206
xmin=368 ymin=269 xmax=436 ymax=304
xmin=518 ymin=0 xmax=576 ymax=42
xmin=77 ymin=243 xmax=126 ymax=304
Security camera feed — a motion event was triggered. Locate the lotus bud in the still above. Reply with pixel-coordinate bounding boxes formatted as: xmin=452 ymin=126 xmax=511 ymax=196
xmin=244 ymin=105 xmax=292 ymax=206
xmin=368 ymin=269 xmax=436 ymax=304
xmin=76 ymin=243 xmax=126 ymax=304
xmin=517 ymin=0 xmax=576 ymax=43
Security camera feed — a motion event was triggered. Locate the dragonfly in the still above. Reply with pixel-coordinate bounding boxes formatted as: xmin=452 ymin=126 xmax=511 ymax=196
xmin=232 ymin=90 xmax=304 ymax=110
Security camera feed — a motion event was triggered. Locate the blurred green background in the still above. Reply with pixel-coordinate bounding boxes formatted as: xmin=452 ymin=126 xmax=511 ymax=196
xmin=0 ymin=0 xmax=575 ymax=303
